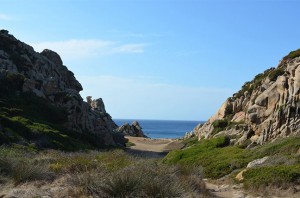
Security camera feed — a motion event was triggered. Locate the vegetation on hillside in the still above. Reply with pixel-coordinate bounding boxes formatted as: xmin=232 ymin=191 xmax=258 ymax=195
xmin=163 ymin=136 xmax=300 ymax=190
xmin=232 ymin=65 xmax=285 ymax=100
xmin=0 ymin=75 xmax=117 ymax=151
xmin=286 ymin=48 xmax=300 ymax=59
xmin=231 ymin=49 xmax=300 ymax=100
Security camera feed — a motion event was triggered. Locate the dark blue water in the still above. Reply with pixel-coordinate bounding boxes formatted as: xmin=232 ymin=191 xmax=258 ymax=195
xmin=114 ymin=119 xmax=204 ymax=139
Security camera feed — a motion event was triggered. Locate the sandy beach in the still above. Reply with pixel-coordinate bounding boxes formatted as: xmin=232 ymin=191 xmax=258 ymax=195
xmin=125 ymin=136 xmax=184 ymax=157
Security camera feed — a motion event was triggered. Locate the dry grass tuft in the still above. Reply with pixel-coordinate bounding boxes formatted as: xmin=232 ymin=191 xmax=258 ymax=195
xmin=0 ymin=148 xmax=210 ymax=197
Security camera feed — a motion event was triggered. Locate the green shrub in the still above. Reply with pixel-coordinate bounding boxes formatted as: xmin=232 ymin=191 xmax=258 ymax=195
xmin=212 ymin=119 xmax=229 ymax=128
xmin=125 ymin=141 xmax=136 ymax=147
xmin=211 ymin=119 xmax=231 ymax=135
xmin=243 ymin=165 xmax=300 ymax=189
xmin=182 ymin=136 xmax=198 ymax=147
xmin=251 ymin=137 xmax=300 ymax=157
xmin=268 ymin=67 xmax=285 ymax=81
xmin=164 ymin=136 xmax=300 ymax=180
xmin=163 ymin=136 xmax=244 ymax=179
xmin=287 ymin=48 xmax=300 ymax=59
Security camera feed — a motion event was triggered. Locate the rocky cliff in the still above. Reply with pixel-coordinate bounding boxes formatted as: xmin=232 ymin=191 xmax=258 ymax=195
xmin=0 ymin=30 xmax=124 ymax=148
xmin=194 ymin=50 xmax=300 ymax=145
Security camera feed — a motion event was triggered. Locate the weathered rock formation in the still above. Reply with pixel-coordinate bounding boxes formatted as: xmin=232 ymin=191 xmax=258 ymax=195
xmin=183 ymin=123 xmax=203 ymax=139
xmin=0 ymin=30 xmax=124 ymax=146
xmin=116 ymin=121 xmax=147 ymax=137
xmin=194 ymin=50 xmax=300 ymax=145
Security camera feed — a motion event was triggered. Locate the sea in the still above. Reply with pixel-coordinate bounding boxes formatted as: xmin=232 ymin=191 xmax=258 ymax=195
xmin=114 ymin=119 xmax=205 ymax=139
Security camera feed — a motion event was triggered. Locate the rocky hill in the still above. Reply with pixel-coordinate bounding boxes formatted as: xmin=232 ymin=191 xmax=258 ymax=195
xmin=0 ymin=30 xmax=125 ymax=150
xmin=194 ymin=49 xmax=300 ymax=145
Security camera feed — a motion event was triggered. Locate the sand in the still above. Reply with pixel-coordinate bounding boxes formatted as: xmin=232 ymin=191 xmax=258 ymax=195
xmin=125 ymin=136 xmax=184 ymax=158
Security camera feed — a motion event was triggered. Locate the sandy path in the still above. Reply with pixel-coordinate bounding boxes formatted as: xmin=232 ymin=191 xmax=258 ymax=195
xmin=125 ymin=136 xmax=184 ymax=153
xmin=126 ymin=136 xmax=254 ymax=197
xmin=204 ymin=181 xmax=247 ymax=198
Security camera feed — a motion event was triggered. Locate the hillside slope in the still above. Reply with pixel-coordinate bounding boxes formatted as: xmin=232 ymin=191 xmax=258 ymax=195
xmin=194 ymin=50 xmax=300 ymax=145
xmin=0 ymin=30 xmax=125 ymax=150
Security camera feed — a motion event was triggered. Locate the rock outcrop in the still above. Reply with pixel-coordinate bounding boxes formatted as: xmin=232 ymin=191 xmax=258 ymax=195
xmin=183 ymin=123 xmax=203 ymax=139
xmin=194 ymin=49 xmax=300 ymax=145
xmin=0 ymin=30 xmax=124 ymax=147
xmin=116 ymin=121 xmax=147 ymax=137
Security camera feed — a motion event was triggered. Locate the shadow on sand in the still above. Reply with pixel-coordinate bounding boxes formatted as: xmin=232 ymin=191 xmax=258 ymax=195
xmin=125 ymin=148 xmax=169 ymax=158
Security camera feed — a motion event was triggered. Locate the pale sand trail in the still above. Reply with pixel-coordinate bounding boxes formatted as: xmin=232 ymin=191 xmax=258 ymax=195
xmin=125 ymin=136 xmax=184 ymax=153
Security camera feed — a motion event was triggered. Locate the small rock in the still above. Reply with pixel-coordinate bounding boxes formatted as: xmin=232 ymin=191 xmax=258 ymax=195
xmin=247 ymin=156 xmax=269 ymax=168
xmin=220 ymin=184 xmax=230 ymax=190
xmin=236 ymin=169 xmax=247 ymax=182
xmin=116 ymin=121 xmax=147 ymax=138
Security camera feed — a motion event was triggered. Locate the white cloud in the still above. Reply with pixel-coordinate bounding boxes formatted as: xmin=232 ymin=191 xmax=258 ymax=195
xmin=113 ymin=44 xmax=147 ymax=54
xmin=31 ymin=39 xmax=147 ymax=60
xmin=0 ymin=14 xmax=12 ymax=21
xmin=78 ymin=75 xmax=234 ymax=120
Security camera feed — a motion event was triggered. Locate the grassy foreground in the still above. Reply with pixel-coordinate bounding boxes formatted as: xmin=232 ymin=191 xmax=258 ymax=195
xmin=163 ymin=136 xmax=300 ymax=192
xmin=0 ymin=147 xmax=210 ymax=198
xmin=1 ymin=136 xmax=299 ymax=197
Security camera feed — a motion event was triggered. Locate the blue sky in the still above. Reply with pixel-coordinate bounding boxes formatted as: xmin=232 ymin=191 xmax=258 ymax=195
xmin=1 ymin=0 xmax=300 ymax=120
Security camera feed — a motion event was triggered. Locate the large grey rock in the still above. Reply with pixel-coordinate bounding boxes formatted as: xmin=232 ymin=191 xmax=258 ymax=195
xmin=246 ymin=156 xmax=269 ymax=168
xmin=0 ymin=30 xmax=123 ymax=147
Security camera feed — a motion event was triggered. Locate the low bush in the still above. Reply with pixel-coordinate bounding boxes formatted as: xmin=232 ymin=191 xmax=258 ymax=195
xmin=12 ymin=160 xmax=54 ymax=185
xmin=39 ymin=149 xmax=210 ymax=197
xmin=78 ymin=161 xmax=208 ymax=198
xmin=251 ymin=137 xmax=300 ymax=157
xmin=286 ymin=48 xmax=300 ymax=59
xmin=211 ymin=119 xmax=229 ymax=135
xmin=99 ymin=167 xmax=141 ymax=198
xmin=163 ymin=136 xmax=245 ymax=179
xmin=0 ymin=147 xmax=54 ymax=185
xmin=182 ymin=136 xmax=198 ymax=147
xmin=125 ymin=141 xmax=136 ymax=147
xmin=268 ymin=67 xmax=285 ymax=81
xmin=164 ymin=136 xmax=300 ymax=180
xmin=243 ymin=165 xmax=300 ymax=189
